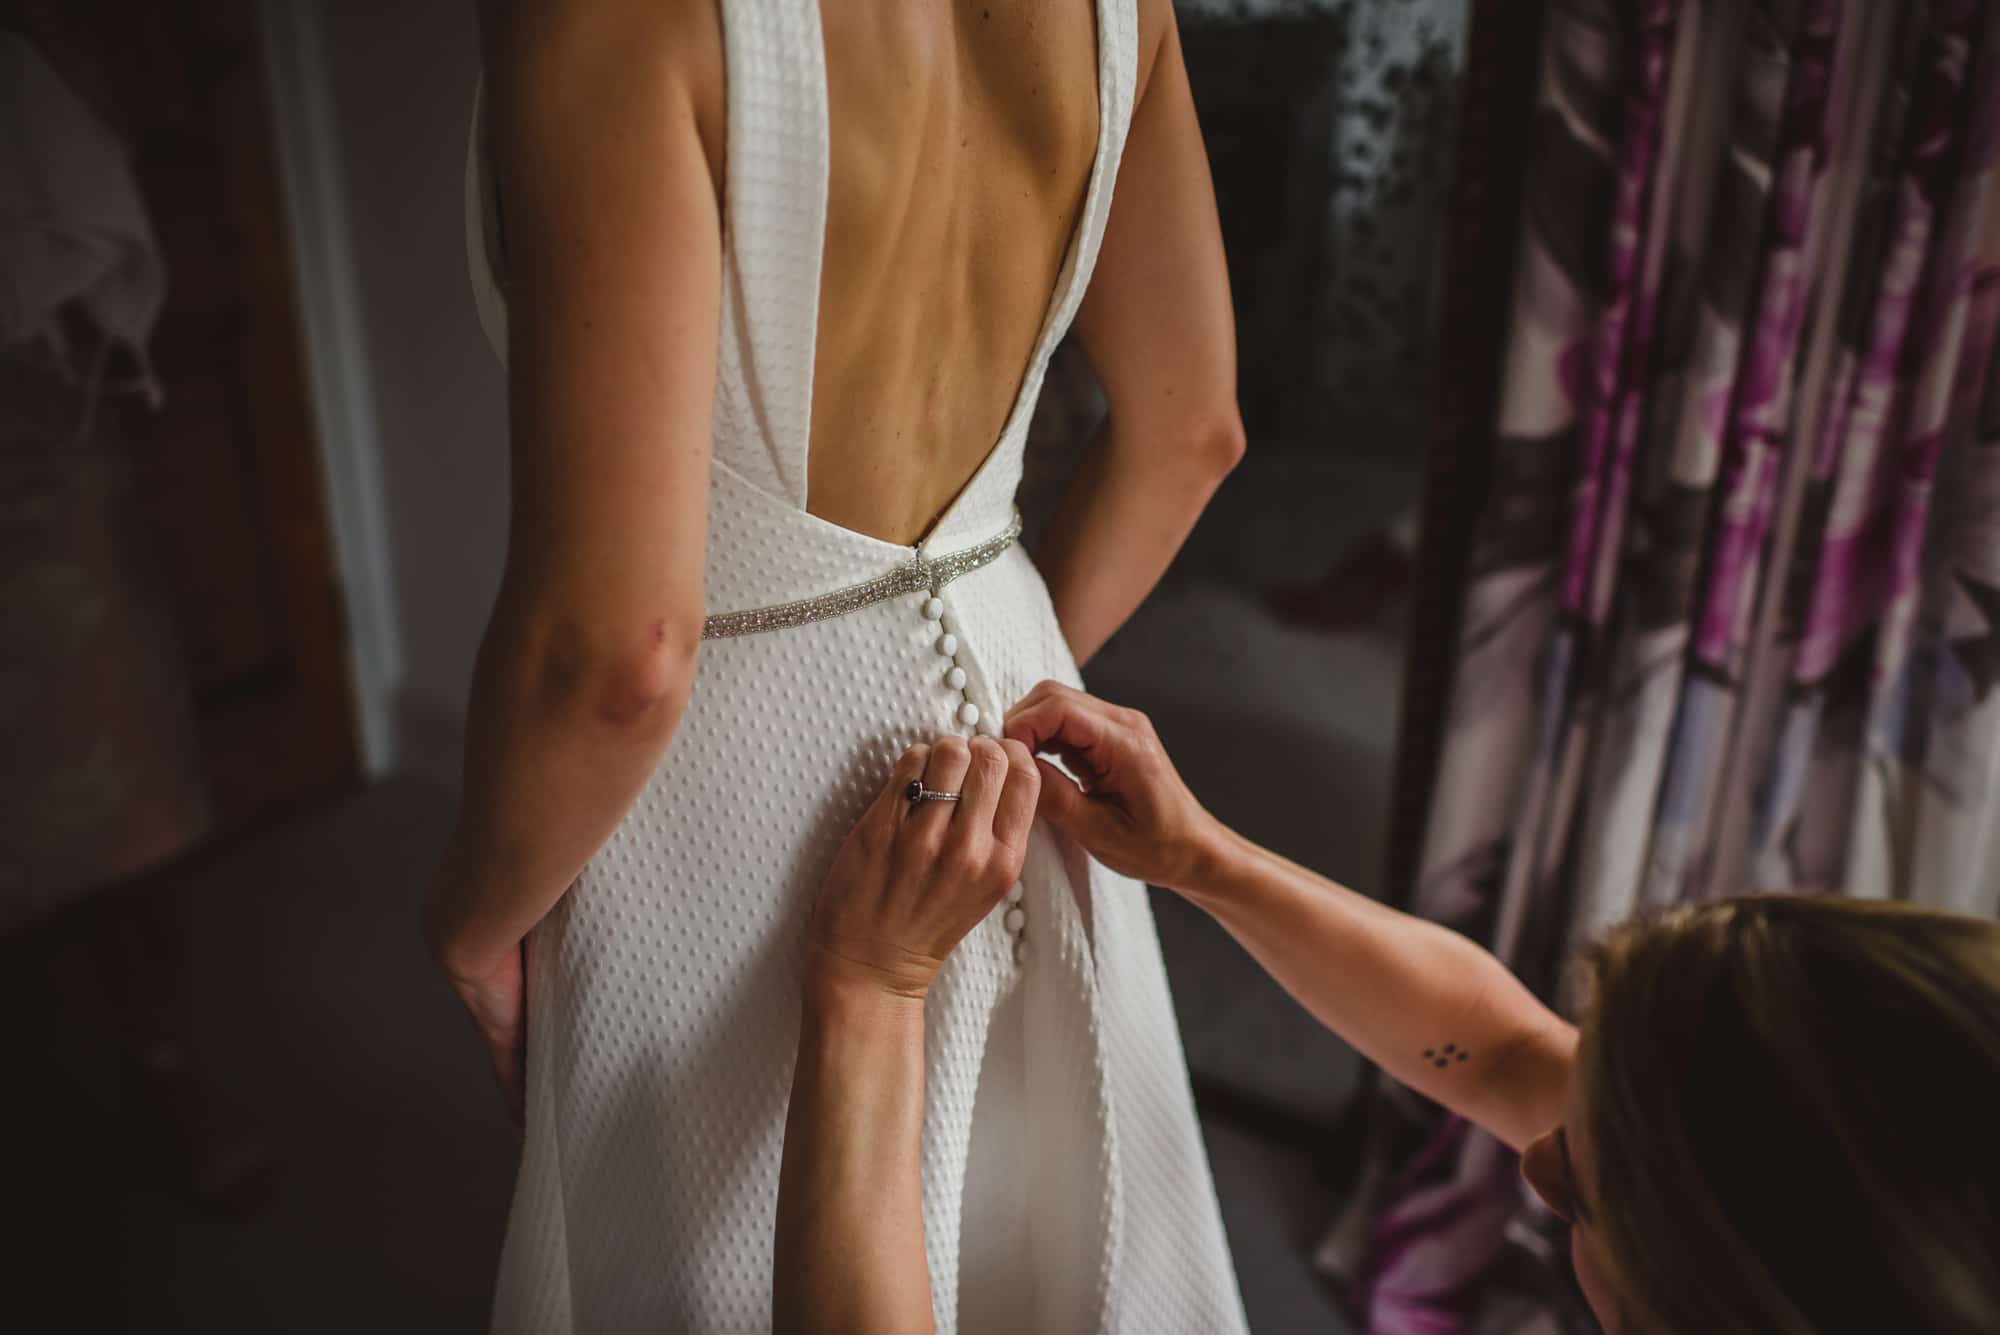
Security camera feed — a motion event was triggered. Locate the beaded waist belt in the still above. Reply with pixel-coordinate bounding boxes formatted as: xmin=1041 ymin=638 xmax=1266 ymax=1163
xmin=700 ymin=510 xmax=1024 ymax=640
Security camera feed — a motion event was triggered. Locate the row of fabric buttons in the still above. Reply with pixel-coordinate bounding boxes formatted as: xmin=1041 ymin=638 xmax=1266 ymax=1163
xmin=922 ymin=594 xmax=983 ymax=730
xmin=919 ymin=591 xmax=1027 ymax=966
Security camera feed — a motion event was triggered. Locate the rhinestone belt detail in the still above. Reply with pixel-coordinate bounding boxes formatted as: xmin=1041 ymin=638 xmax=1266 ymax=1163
xmin=700 ymin=510 xmax=1024 ymax=640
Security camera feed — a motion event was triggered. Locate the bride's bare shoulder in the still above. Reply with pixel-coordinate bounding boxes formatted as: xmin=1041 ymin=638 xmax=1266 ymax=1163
xmin=476 ymin=0 xmax=725 ymax=185
xmin=1133 ymin=0 xmax=1175 ymax=102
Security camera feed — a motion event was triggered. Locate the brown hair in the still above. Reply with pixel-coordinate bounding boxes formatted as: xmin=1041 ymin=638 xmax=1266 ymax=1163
xmin=1574 ymin=895 xmax=2000 ymax=1334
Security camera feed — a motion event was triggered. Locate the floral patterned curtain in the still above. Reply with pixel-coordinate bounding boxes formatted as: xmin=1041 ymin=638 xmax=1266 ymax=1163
xmin=1330 ymin=0 xmax=2000 ymax=1328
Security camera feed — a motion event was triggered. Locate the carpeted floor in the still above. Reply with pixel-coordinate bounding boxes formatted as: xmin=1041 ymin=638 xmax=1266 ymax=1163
xmin=14 ymin=777 xmax=1356 ymax=1333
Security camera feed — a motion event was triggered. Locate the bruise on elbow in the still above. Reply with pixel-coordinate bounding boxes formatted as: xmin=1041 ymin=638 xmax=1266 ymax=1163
xmin=537 ymin=615 xmax=700 ymax=729
xmin=593 ymin=627 xmax=691 ymax=727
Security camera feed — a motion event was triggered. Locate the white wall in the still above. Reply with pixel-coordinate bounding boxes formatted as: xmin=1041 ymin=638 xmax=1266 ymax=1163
xmin=283 ymin=0 xmax=510 ymax=788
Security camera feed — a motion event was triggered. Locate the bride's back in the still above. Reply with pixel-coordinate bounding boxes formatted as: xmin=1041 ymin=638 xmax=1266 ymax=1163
xmin=475 ymin=0 xmax=1116 ymax=550
xmin=808 ymin=1 xmax=1100 ymax=545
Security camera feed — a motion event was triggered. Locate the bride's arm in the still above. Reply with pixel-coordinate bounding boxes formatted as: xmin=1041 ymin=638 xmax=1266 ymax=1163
xmin=1039 ymin=0 xmax=1244 ymax=667
xmin=422 ymin=0 xmax=726 ymax=1115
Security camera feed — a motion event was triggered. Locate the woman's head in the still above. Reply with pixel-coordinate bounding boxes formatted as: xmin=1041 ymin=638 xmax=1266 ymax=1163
xmin=1540 ymin=895 xmax=2000 ymax=1333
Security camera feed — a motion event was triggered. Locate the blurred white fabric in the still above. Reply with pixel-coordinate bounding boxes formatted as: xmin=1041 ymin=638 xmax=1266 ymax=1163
xmin=0 ymin=31 xmax=165 ymax=406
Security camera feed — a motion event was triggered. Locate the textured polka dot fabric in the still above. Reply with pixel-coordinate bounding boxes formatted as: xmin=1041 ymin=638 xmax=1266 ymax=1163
xmin=466 ymin=1 xmax=1245 ymax=1330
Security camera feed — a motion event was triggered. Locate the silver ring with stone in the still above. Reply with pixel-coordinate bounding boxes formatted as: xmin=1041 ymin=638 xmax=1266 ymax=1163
xmin=906 ymin=781 xmax=961 ymax=806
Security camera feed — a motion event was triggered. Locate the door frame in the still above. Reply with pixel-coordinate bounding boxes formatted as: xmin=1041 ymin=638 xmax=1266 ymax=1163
xmin=253 ymin=0 xmax=404 ymax=777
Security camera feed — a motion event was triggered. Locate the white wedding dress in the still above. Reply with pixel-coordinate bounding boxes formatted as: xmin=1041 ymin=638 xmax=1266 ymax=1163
xmin=463 ymin=2 xmax=1245 ymax=1330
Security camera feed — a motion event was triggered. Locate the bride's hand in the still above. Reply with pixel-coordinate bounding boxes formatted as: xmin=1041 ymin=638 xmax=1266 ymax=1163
xmin=806 ymin=736 xmax=1041 ymax=1002
xmin=441 ymin=944 xmax=527 ymax=1129
xmin=1003 ymin=680 xmax=1222 ymax=892
xmin=424 ymin=855 xmax=528 ymax=1128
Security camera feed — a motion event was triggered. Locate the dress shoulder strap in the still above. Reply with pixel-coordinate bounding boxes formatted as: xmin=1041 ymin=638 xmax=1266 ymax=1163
xmin=1062 ymin=0 xmax=1142 ymax=321
xmin=708 ymin=0 xmax=830 ymax=508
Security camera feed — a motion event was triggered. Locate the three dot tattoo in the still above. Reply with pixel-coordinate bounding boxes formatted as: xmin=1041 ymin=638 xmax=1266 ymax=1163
xmin=1422 ymin=1043 xmax=1470 ymax=1070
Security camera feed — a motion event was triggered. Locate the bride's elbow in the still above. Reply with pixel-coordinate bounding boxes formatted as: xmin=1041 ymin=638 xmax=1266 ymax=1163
xmin=1197 ymin=406 xmax=1247 ymax=478
xmin=523 ymin=606 xmax=705 ymax=737
xmin=1149 ymin=404 xmax=1246 ymax=487
xmin=592 ymin=614 xmax=703 ymax=732
xmin=1104 ymin=392 xmax=1245 ymax=490
xmin=594 ymin=635 xmax=699 ymax=732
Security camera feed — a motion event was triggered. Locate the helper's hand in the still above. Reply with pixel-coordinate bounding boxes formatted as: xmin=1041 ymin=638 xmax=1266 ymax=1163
xmin=1003 ymin=681 xmax=1221 ymax=891
xmin=807 ymin=736 xmax=1041 ymax=1002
